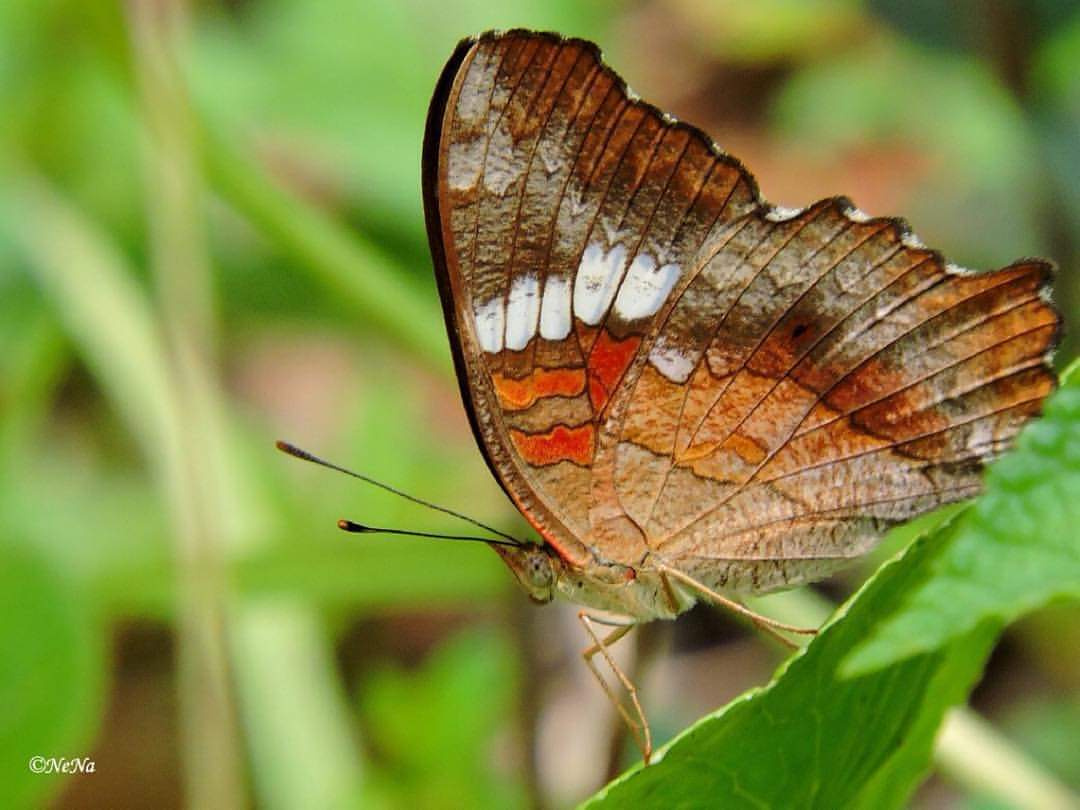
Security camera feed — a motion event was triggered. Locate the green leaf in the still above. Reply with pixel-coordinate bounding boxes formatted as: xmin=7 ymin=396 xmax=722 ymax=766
xmin=843 ymin=361 xmax=1080 ymax=676
xmin=584 ymin=533 xmax=998 ymax=810
xmin=0 ymin=540 xmax=106 ymax=809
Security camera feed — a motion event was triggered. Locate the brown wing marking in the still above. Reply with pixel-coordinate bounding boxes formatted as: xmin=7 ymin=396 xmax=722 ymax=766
xmin=632 ymin=253 xmax=1058 ymax=559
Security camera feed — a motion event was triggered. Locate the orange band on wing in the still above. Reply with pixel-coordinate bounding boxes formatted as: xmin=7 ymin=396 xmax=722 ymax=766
xmin=510 ymin=424 xmax=595 ymax=466
xmin=588 ymin=378 xmax=609 ymax=413
xmin=587 ymin=330 xmax=641 ymax=411
xmin=492 ymin=368 xmax=587 ymax=410
xmin=721 ymin=433 xmax=768 ymax=465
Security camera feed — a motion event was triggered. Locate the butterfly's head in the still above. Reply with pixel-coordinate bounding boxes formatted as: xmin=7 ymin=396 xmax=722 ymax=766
xmin=491 ymin=542 xmax=559 ymax=603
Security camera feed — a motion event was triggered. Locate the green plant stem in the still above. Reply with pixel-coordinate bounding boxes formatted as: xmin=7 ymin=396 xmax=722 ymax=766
xmin=936 ymin=708 xmax=1079 ymax=810
xmin=126 ymin=4 xmax=368 ymax=807
xmin=127 ymin=3 xmax=245 ymax=806
xmin=17 ymin=170 xmax=234 ymax=803
xmin=202 ymin=124 xmax=451 ymax=371
xmin=17 ymin=167 xmax=373 ymax=810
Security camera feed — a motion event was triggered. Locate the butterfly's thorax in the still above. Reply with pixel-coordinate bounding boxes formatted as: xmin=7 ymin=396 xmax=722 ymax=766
xmin=554 ymin=557 xmax=695 ymax=621
xmin=492 ymin=541 xmax=694 ymax=621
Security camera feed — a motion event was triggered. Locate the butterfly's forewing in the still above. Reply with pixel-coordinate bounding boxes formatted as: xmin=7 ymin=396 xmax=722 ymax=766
xmin=424 ymin=31 xmax=756 ymax=565
xmin=424 ymin=31 xmax=1060 ymax=586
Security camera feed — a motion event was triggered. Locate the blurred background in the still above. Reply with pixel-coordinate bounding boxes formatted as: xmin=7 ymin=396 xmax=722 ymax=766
xmin=2 ymin=0 xmax=1078 ymax=807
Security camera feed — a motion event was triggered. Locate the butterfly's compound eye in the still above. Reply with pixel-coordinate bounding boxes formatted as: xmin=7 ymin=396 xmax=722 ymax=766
xmin=523 ymin=547 xmax=557 ymax=602
xmin=492 ymin=544 xmax=556 ymax=603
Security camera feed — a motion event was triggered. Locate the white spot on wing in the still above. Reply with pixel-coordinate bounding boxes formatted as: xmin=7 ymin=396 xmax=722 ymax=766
xmin=539 ymin=141 xmax=562 ymax=176
xmin=613 ymin=254 xmax=681 ymax=321
xmin=602 ymin=220 xmax=626 ymax=246
xmin=649 ymin=340 xmax=695 ymax=383
xmin=539 ymin=275 xmax=572 ymax=340
xmin=574 ymin=243 xmax=628 ymax=325
xmin=473 ymin=296 xmax=505 ymax=353
xmin=455 ymin=63 xmax=490 ymax=126
xmin=504 ymin=273 xmax=541 ymax=351
xmin=566 ymin=188 xmax=589 ymax=218
xmin=765 ymin=206 xmax=803 ymax=223
xmin=484 ymin=125 xmax=520 ymax=196
xmin=447 ymin=135 xmax=485 ymax=191
xmin=967 ymin=418 xmax=994 ymax=455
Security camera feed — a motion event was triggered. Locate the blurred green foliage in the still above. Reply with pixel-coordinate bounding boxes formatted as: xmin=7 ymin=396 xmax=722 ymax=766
xmin=360 ymin=630 xmax=522 ymax=809
xmin=1 ymin=0 xmax=1078 ymax=807
xmin=0 ymin=543 xmax=104 ymax=808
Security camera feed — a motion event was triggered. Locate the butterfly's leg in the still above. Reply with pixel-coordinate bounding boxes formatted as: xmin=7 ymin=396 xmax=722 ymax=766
xmin=656 ymin=564 xmax=817 ymax=648
xmin=578 ymin=612 xmax=653 ymax=764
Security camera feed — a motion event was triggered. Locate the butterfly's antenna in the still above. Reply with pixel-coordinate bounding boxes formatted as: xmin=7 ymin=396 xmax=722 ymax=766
xmin=337 ymin=520 xmax=519 ymax=547
xmin=276 ymin=440 xmax=522 ymax=546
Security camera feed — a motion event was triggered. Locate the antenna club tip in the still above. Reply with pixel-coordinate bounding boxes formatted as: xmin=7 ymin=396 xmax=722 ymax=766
xmin=338 ymin=519 xmax=366 ymax=532
xmin=276 ymin=439 xmax=315 ymax=463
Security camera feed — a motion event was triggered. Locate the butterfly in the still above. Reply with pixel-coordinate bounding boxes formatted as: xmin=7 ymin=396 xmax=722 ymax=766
xmin=421 ymin=29 xmax=1061 ymax=760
